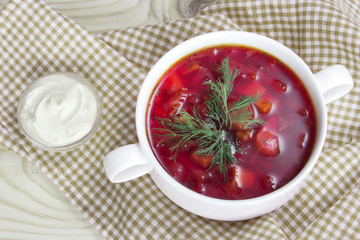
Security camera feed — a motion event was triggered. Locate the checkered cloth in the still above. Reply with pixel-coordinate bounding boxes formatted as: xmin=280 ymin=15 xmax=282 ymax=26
xmin=0 ymin=0 xmax=359 ymax=239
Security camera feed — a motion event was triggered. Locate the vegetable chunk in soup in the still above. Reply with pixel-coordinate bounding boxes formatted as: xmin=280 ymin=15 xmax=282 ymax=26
xmin=146 ymin=45 xmax=316 ymax=200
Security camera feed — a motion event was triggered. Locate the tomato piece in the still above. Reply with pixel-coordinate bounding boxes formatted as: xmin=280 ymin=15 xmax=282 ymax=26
xmin=255 ymin=100 xmax=272 ymax=114
xmin=254 ymin=129 xmax=280 ymax=157
xmin=191 ymin=151 xmax=212 ymax=169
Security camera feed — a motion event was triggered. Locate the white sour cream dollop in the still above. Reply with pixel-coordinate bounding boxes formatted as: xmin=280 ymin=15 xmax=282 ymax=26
xmin=19 ymin=73 xmax=100 ymax=147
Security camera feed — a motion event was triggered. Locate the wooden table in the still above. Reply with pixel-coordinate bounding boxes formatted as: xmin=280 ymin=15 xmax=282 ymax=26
xmin=0 ymin=0 xmax=213 ymax=238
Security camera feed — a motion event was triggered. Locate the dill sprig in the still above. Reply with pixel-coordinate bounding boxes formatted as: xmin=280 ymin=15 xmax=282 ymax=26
xmin=204 ymin=57 xmax=264 ymax=130
xmin=155 ymin=109 xmax=219 ymax=159
xmin=155 ymin=56 xmax=265 ymax=179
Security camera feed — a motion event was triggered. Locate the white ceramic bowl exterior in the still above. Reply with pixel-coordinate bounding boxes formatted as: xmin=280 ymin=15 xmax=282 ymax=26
xmin=104 ymin=31 xmax=353 ymax=220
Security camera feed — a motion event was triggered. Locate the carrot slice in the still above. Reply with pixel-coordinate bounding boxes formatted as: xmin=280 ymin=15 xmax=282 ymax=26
xmin=191 ymin=151 xmax=212 ymax=169
xmin=236 ymin=129 xmax=251 ymax=142
xmin=181 ymin=61 xmax=201 ymax=75
xmin=255 ymin=100 xmax=272 ymax=114
xmin=222 ymin=180 xmax=242 ymax=196
xmin=230 ymin=104 xmax=254 ymax=131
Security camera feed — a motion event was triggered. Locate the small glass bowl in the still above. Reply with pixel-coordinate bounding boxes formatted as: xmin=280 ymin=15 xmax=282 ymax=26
xmin=17 ymin=72 xmax=102 ymax=151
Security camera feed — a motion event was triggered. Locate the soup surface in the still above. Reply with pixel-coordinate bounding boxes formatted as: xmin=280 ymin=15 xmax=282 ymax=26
xmin=146 ymin=45 xmax=316 ymax=200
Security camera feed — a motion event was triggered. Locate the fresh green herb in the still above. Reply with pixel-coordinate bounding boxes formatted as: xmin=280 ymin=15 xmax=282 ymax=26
xmin=203 ymin=57 xmax=264 ymax=130
xmin=156 ymin=57 xmax=266 ymax=179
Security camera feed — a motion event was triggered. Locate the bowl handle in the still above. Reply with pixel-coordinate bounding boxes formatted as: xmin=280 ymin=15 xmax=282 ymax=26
xmin=314 ymin=65 xmax=353 ymax=104
xmin=103 ymin=143 xmax=153 ymax=183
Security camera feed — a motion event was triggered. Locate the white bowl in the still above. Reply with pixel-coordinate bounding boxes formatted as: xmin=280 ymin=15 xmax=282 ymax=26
xmin=104 ymin=31 xmax=353 ymax=220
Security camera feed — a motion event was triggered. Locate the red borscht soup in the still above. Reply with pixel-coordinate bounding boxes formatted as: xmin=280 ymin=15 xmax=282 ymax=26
xmin=146 ymin=45 xmax=316 ymax=200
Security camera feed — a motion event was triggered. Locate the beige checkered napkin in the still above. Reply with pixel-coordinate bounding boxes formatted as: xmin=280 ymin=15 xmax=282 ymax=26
xmin=0 ymin=0 xmax=359 ymax=239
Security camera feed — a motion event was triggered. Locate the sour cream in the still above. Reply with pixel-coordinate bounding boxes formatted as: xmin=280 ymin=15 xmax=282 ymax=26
xmin=18 ymin=73 xmax=101 ymax=149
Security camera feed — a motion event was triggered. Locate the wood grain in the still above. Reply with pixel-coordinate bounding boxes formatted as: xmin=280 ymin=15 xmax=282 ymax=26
xmin=0 ymin=0 xmax=184 ymax=32
xmin=0 ymin=145 xmax=104 ymax=239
